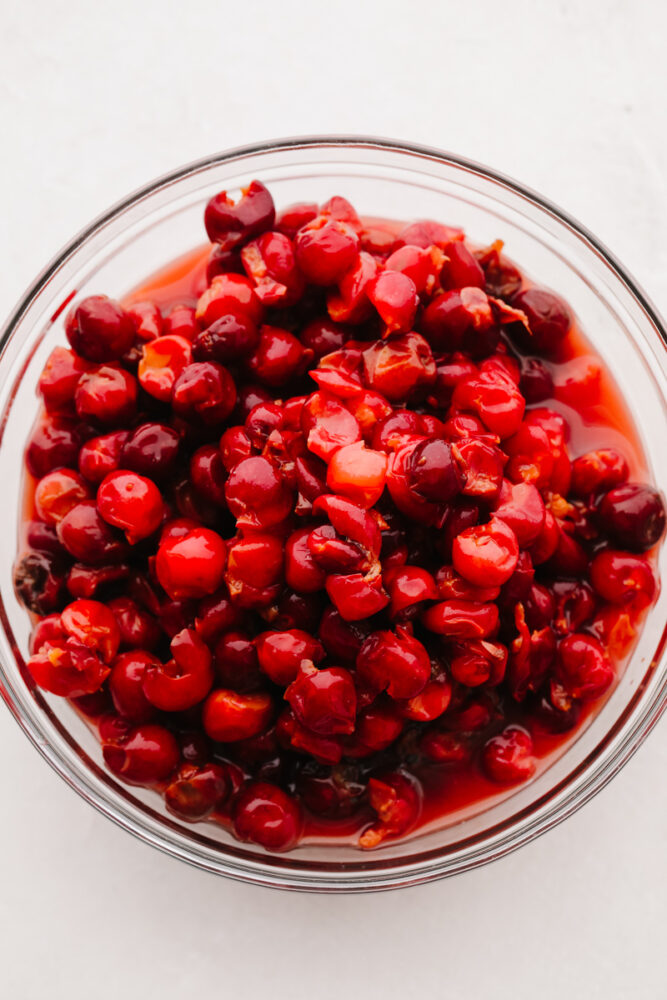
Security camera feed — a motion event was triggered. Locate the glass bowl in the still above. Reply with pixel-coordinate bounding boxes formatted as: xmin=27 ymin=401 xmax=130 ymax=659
xmin=0 ymin=136 xmax=665 ymax=892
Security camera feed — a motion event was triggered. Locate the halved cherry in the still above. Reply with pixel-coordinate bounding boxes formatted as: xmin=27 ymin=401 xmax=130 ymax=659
xmin=142 ymin=629 xmax=214 ymax=712
xmin=452 ymin=518 xmax=519 ymax=587
xmin=138 ymin=335 xmax=192 ymax=401
xmin=202 ymin=688 xmax=274 ymax=742
xmin=326 ymin=441 xmax=387 ymax=508
xmin=356 ymin=626 xmax=431 ymax=700
xmin=359 ymin=772 xmax=421 ymax=848
xmin=204 ymin=180 xmax=275 ymax=249
xmin=421 ymin=600 xmax=499 ymax=639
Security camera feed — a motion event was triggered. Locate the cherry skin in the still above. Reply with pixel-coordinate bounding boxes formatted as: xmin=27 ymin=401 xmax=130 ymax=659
xmin=34 ymin=469 xmax=91 ymax=525
xmin=406 ymin=438 xmax=463 ymax=503
xmin=165 ymin=762 xmax=230 ymax=821
xmin=598 ymin=483 xmax=666 ymax=551
xmin=66 ymin=295 xmax=136 ymax=362
xmin=75 ymin=365 xmax=138 ymax=425
xmin=102 ymin=723 xmax=180 ymax=784
xmin=204 ymin=180 xmax=275 ymax=249
xmin=452 ymin=518 xmax=520 ymax=587
xmin=255 ymin=629 xmax=325 ymax=686
xmin=39 ymin=347 xmax=90 ymax=412
xmin=482 ymin=726 xmax=536 ymax=783
xmin=285 ymin=662 xmax=357 ymax=736
xmin=202 ymin=688 xmax=274 ymax=742
xmin=155 ymin=528 xmax=227 ymax=599
xmin=510 ymin=287 xmax=572 ymax=355
xmin=356 ymin=627 xmax=431 ymax=700
xmin=109 ymin=650 xmax=159 ymax=721
xmin=97 ymin=470 xmax=164 ymax=544
xmin=120 ymin=423 xmax=181 ymax=481
xmin=142 ymin=629 xmax=214 ymax=712
xmin=232 ymin=782 xmax=303 ymax=852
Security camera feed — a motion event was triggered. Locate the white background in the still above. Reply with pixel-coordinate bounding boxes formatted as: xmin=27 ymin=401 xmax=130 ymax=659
xmin=1 ymin=2 xmax=666 ymax=997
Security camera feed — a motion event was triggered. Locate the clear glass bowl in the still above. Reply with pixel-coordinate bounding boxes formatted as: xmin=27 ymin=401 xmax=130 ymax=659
xmin=0 ymin=136 xmax=665 ymax=892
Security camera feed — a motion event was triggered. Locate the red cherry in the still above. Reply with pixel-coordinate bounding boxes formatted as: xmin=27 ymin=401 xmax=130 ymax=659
xmin=202 ymin=689 xmax=274 ymax=742
xmin=213 ymin=630 xmax=262 ymax=691
xmin=590 ymin=549 xmax=656 ymax=603
xmin=75 ymin=365 xmax=138 ymax=425
xmin=142 ymin=629 xmax=214 ymax=711
xmin=165 ymin=762 xmax=230 ymax=821
xmin=61 ymin=599 xmax=120 ymax=663
xmin=359 ymin=772 xmax=421 ymax=848
xmin=102 ymin=723 xmax=179 ymax=784
xmin=482 ymin=726 xmax=535 ymax=783
xmin=28 ymin=639 xmax=110 ymax=697
xmin=255 ymin=629 xmax=324 ymax=686
xmin=452 ymin=518 xmax=519 ymax=587
xmin=510 ymin=287 xmax=571 ymax=355
xmin=232 ymin=781 xmax=302 ymax=852
xmin=367 ymin=270 xmax=418 ymax=334
xmin=39 ymin=347 xmax=90 ymax=412
xmin=97 ymin=470 xmax=164 ymax=543
xmin=155 ymin=527 xmax=227 ymax=599
xmin=295 ymin=217 xmax=360 ymax=285
xmin=79 ymin=431 xmax=129 ymax=484
xmin=66 ymin=295 xmax=136 ymax=362
xmin=285 ymin=662 xmax=357 ymax=736
xmin=326 ymin=442 xmax=387 ymax=509
xmin=598 ymin=483 xmax=666 ymax=552
xmin=26 ymin=416 xmax=83 ymax=478
xmin=172 ymin=362 xmax=236 ymax=425
xmin=120 ymin=423 xmax=181 ymax=481
xmin=225 ymin=455 xmax=294 ymax=529
xmin=138 ymin=335 xmax=192 ymax=401
xmin=356 ymin=627 xmax=431 ymax=700
xmin=35 ymin=468 xmax=91 ymax=525
xmin=570 ymin=449 xmax=629 ymax=496
xmin=556 ymin=634 xmax=614 ymax=700
xmin=204 ymin=180 xmax=275 ymax=249
xmin=109 ymin=650 xmax=158 ymax=721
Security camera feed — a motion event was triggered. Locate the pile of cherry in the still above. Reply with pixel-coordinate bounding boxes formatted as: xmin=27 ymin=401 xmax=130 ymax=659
xmin=15 ymin=181 xmax=665 ymax=851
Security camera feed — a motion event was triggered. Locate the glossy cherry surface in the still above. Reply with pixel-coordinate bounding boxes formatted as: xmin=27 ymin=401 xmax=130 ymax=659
xmin=16 ymin=179 xmax=664 ymax=854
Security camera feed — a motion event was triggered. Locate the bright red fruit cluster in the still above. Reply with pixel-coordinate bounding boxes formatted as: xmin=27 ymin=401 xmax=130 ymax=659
xmin=16 ymin=181 xmax=665 ymax=852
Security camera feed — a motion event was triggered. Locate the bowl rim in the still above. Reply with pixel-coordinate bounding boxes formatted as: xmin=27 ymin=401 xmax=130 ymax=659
xmin=1 ymin=134 xmax=666 ymax=892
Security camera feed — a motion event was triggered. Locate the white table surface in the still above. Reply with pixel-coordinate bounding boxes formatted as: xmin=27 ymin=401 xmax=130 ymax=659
xmin=1 ymin=2 xmax=665 ymax=997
